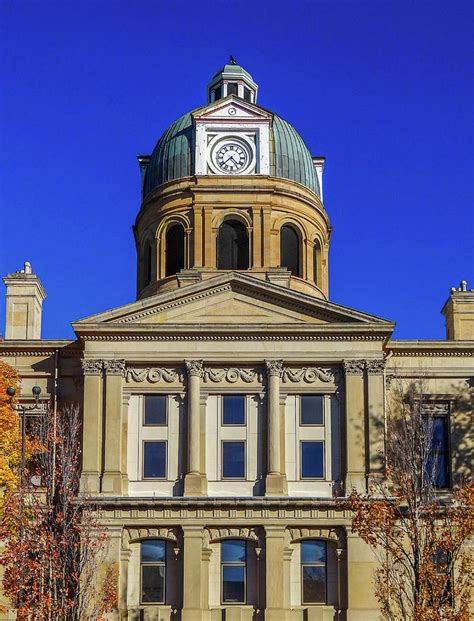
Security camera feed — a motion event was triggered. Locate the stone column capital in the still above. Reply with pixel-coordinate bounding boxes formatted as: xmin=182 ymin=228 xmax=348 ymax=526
xmin=264 ymin=359 xmax=284 ymax=377
xmin=103 ymin=359 xmax=126 ymax=375
xmin=342 ymin=359 xmax=365 ymax=376
xmin=185 ymin=359 xmax=204 ymax=378
xmin=365 ymin=359 xmax=385 ymax=375
xmin=81 ymin=358 xmax=103 ymax=375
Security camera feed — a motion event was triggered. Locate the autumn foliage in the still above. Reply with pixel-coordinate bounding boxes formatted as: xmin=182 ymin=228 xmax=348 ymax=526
xmin=345 ymin=380 xmax=473 ymax=620
xmin=0 ymin=400 xmax=117 ymax=619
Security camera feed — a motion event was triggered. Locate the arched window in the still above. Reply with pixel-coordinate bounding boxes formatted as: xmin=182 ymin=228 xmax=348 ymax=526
xmin=313 ymin=239 xmax=321 ymax=285
xmin=280 ymin=225 xmax=301 ymax=276
xmin=165 ymin=224 xmax=185 ymax=276
xmin=217 ymin=220 xmax=249 ymax=270
xmin=143 ymin=242 xmax=153 ymax=287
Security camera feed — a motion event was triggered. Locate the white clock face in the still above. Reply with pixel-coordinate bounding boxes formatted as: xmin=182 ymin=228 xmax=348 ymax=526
xmin=216 ymin=142 xmax=249 ymax=173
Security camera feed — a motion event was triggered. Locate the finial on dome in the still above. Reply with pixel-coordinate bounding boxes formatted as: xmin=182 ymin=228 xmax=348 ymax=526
xmin=230 ymin=55 xmax=237 ymax=65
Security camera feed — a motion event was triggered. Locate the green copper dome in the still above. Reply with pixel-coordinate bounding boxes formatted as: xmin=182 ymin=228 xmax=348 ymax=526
xmin=142 ymin=104 xmax=320 ymax=198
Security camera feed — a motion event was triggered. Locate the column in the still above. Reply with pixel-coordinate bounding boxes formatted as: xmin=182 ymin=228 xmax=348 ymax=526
xmin=343 ymin=360 xmax=366 ymax=493
xmin=265 ymin=360 xmax=287 ymax=496
xmin=366 ymin=360 xmax=386 ymax=476
xmin=193 ymin=205 xmax=203 ymax=268
xmin=182 ymin=526 xmax=207 ymax=621
xmin=80 ymin=359 xmax=103 ymax=493
xmin=102 ymin=359 xmax=126 ymax=495
xmin=184 ymin=359 xmax=207 ymax=495
xmin=203 ymin=205 xmax=213 ymax=267
xmin=265 ymin=526 xmax=292 ymax=621
xmin=121 ymin=393 xmax=131 ymax=495
xmin=251 ymin=206 xmax=262 ymax=268
xmin=262 ymin=206 xmax=272 ymax=267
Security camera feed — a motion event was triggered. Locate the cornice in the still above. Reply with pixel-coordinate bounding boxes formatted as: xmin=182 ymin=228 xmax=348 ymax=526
xmin=0 ymin=340 xmax=81 ymax=357
xmin=387 ymin=340 xmax=474 ymax=357
xmin=79 ymin=331 xmax=387 ymax=342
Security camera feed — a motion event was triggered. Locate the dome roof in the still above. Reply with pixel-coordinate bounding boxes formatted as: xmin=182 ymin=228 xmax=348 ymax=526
xmin=211 ymin=63 xmax=253 ymax=81
xmin=142 ymin=104 xmax=320 ymax=198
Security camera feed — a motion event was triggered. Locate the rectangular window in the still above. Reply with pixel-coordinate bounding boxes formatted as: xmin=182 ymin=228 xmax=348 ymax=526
xmin=222 ymin=441 xmax=246 ymax=478
xmin=301 ymin=441 xmax=324 ymax=478
xmin=144 ymin=395 xmax=167 ymax=426
xmin=214 ymin=85 xmax=222 ymax=101
xmin=300 ymin=395 xmax=324 ymax=425
xmin=222 ymin=395 xmax=245 ymax=425
xmin=141 ymin=539 xmax=166 ymax=604
xmin=301 ymin=540 xmax=327 ymax=604
xmin=221 ymin=540 xmax=246 ymax=604
xmin=430 ymin=417 xmax=449 ymax=488
xmin=227 ymin=82 xmax=238 ymax=96
xmin=243 ymin=86 xmax=252 ymax=102
xmin=143 ymin=441 xmax=167 ymax=478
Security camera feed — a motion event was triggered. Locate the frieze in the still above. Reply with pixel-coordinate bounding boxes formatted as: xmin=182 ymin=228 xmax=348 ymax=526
xmin=281 ymin=367 xmax=336 ymax=384
xmin=125 ymin=367 xmax=184 ymax=383
xmin=203 ymin=367 xmax=262 ymax=383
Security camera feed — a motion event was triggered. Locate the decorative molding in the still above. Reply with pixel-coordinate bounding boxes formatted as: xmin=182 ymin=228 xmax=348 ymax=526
xmin=365 ymin=359 xmax=385 ymax=375
xmin=79 ymin=334 xmax=387 ymax=342
xmin=125 ymin=367 xmax=184 ymax=384
xmin=124 ymin=527 xmax=179 ymax=545
xmin=103 ymin=359 xmax=126 ymax=375
xmin=185 ymin=359 xmax=204 ymax=378
xmin=281 ymin=367 xmax=335 ymax=384
xmin=81 ymin=359 xmax=103 ymax=375
xmin=203 ymin=367 xmax=262 ymax=383
xmin=288 ymin=526 xmax=341 ymax=543
xmin=342 ymin=360 xmax=366 ymax=375
xmin=422 ymin=403 xmax=450 ymax=414
xmin=265 ymin=359 xmax=283 ymax=377
xmin=204 ymin=526 xmax=263 ymax=547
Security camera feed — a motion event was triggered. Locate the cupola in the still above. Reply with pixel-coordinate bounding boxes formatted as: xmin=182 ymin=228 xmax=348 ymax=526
xmin=207 ymin=57 xmax=258 ymax=104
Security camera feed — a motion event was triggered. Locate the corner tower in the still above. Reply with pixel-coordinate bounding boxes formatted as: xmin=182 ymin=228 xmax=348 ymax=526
xmin=134 ymin=60 xmax=330 ymax=300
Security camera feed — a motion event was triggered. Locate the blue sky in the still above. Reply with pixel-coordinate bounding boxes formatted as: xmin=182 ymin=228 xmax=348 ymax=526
xmin=1 ymin=0 xmax=473 ymax=340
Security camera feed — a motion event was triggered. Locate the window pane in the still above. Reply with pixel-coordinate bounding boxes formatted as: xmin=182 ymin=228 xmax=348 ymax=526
xmin=227 ymin=83 xmax=238 ymax=96
xmin=301 ymin=395 xmax=323 ymax=425
xmin=222 ymin=565 xmax=245 ymax=603
xmin=280 ymin=225 xmax=300 ymax=276
xmin=221 ymin=540 xmax=246 ymax=562
xmin=301 ymin=540 xmax=326 ymax=563
xmin=302 ymin=565 xmax=326 ymax=603
xmin=301 ymin=441 xmax=324 ymax=478
xmin=165 ymin=224 xmax=185 ymax=276
xmin=428 ymin=417 xmax=448 ymax=488
xmin=141 ymin=565 xmax=165 ymax=603
xmin=217 ymin=220 xmax=249 ymax=270
xmin=144 ymin=395 xmax=167 ymax=425
xmin=222 ymin=442 xmax=245 ymax=478
xmin=141 ymin=539 xmax=166 ymax=563
xmin=144 ymin=441 xmax=167 ymax=478
xmin=223 ymin=395 xmax=245 ymax=425
xmin=244 ymin=87 xmax=251 ymax=102
xmin=214 ymin=85 xmax=222 ymax=101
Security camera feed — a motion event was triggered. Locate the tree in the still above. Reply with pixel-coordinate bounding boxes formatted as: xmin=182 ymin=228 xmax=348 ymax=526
xmin=0 ymin=404 xmax=117 ymax=619
xmin=346 ymin=379 xmax=473 ymax=620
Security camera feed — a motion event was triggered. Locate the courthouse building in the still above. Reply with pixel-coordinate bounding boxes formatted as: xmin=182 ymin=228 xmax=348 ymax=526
xmin=1 ymin=61 xmax=473 ymax=620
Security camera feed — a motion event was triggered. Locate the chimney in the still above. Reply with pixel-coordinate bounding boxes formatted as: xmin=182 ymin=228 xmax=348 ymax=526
xmin=441 ymin=280 xmax=474 ymax=340
xmin=3 ymin=262 xmax=46 ymax=340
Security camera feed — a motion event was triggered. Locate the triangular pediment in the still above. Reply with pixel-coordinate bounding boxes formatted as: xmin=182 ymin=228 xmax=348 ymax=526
xmin=193 ymin=96 xmax=271 ymax=122
xmin=73 ymin=273 xmax=394 ymax=337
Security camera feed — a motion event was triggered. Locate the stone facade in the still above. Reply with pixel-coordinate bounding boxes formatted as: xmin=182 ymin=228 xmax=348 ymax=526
xmin=1 ymin=62 xmax=473 ymax=620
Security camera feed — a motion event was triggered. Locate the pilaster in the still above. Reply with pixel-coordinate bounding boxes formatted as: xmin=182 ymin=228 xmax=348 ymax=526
xmin=80 ymin=359 xmax=103 ymax=493
xmin=264 ymin=526 xmax=292 ymax=621
xmin=184 ymin=360 xmax=208 ymax=495
xmin=182 ymin=526 xmax=209 ymax=621
xmin=102 ymin=359 xmax=126 ymax=495
xmin=265 ymin=359 xmax=287 ymax=496
xmin=343 ymin=360 xmax=366 ymax=493
xmin=365 ymin=359 xmax=385 ymax=476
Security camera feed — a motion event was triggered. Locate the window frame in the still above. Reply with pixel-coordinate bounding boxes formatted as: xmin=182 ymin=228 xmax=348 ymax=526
xmin=300 ymin=440 xmax=325 ymax=480
xmin=142 ymin=440 xmax=168 ymax=480
xmin=299 ymin=394 xmax=325 ymax=427
xmin=143 ymin=394 xmax=168 ymax=427
xmin=140 ymin=539 xmax=167 ymax=605
xmin=221 ymin=440 xmax=246 ymax=480
xmin=221 ymin=394 xmax=246 ymax=427
xmin=220 ymin=539 xmax=247 ymax=605
xmin=300 ymin=540 xmax=327 ymax=605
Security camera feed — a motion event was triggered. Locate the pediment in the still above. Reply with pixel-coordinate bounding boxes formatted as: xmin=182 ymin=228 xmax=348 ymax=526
xmin=193 ymin=97 xmax=271 ymax=122
xmin=73 ymin=273 xmax=394 ymax=337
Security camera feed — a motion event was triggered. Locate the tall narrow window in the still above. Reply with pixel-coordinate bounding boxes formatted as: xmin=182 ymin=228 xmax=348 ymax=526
xmin=217 ymin=220 xmax=249 ymax=270
xmin=165 ymin=224 xmax=185 ymax=276
xmin=313 ymin=239 xmax=321 ymax=285
xmin=280 ymin=225 xmax=300 ymax=276
xmin=141 ymin=539 xmax=166 ymax=604
xmin=144 ymin=243 xmax=152 ymax=286
xmin=301 ymin=540 xmax=327 ymax=604
xmin=221 ymin=540 xmax=246 ymax=604
xmin=427 ymin=416 xmax=449 ymax=488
